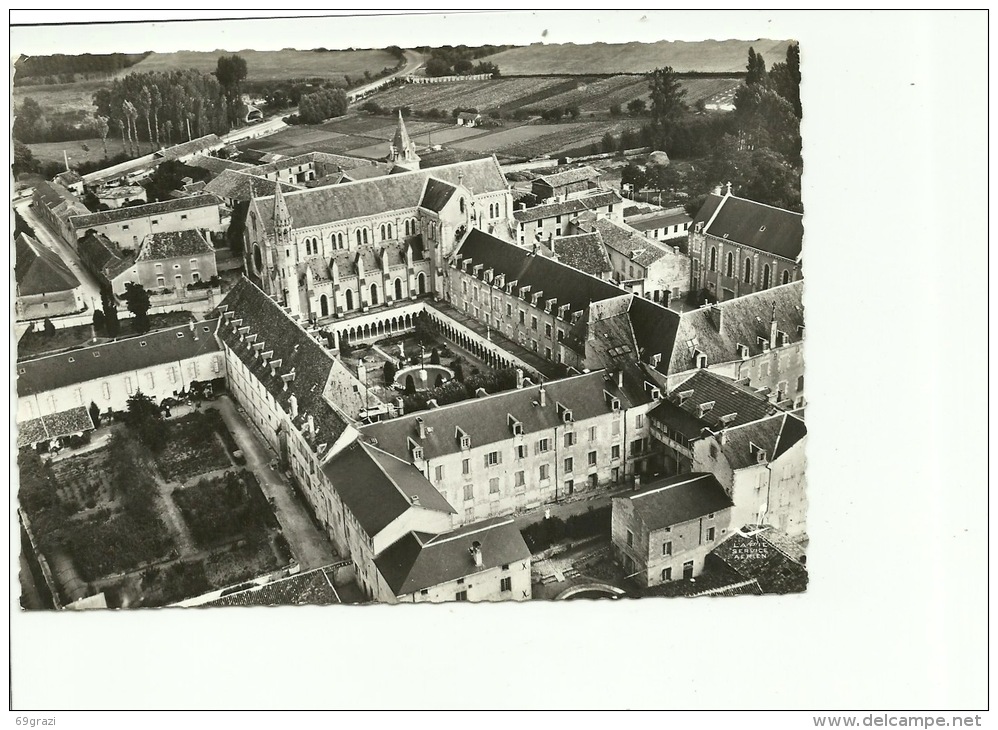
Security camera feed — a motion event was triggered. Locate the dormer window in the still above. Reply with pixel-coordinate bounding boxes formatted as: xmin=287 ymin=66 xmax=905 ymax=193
xmin=757 ymin=336 xmax=770 ymax=351
xmin=694 ymin=350 xmax=707 ymax=368
xmin=456 ymin=427 xmax=472 ymax=450
xmin=413 ymin=447 xmax=424 ymax=460
xmin=737 ymin=343 xmax=749 ymax=359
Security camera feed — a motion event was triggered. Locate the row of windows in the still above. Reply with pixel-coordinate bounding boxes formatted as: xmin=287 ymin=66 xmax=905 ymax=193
xmin=708 ymin=247 xmax=793 ymax=288
xmin=295 ymin=218 xmax=421 ymax=255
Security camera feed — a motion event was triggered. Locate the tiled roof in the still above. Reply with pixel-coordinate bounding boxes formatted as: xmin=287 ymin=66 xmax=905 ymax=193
xmin=137 ymin=230 xmax=214 ymax=262
xmin=621 ymin=472 xmax=733 ymax=532
xmin=250 ymin=157 xmax=507 ymax=233
xmin=204 ymin=171 xmax=303 ymax=202
xmin=718 ymin=412 xmax=806 ymax=470
xmin=650 ymin=369 xmax=780 ymax=436
xmin=420 ymin=177 xmax=457 ymax=212
xmin=625 ymin=209 xmax=692 ymax=232
xmin=534 ymin=165 xmax=600 ymax=189
xmin=552 ymin=232 xmax=611 ymax=276
xmin=185 ymin=155 xmax=253 ymax=176
xmin=203 ymin=565 xmax=342 ymax=607
xmin=693 ymin=193 xmax=803 ymax=261
xmin=642 ymin=557 xmax=761 ymax=598
xmin=54 ymin=170 xmax=83 ymax=186
xmin=70 ymin=195 xmax=221 ymax=229
xmin=360 ymin=370 xmax=644 ymax=463
xmin=457 ymin=112 xmax=481 ymax=121
xmin=514 ymin=189 xmax=623 ymax=224
xmin=245 ymin=151 xmax=372 ymax=177
xmin=322 ymin=441 xmax=454 ymax=539
xmin=33 ymin=182 xmax=90 ymax=218
xmin=15 ymin=233 xmax=81 ymax=295
xmin=17 ymin=320 xmax=219 ymax=396
xmin=213 ymin=278 xmax=349 ymax=450
xmin=455 ymin=229 xmax=626 ymax=314
xmin=341 ymin=164 xmax=392 ymax=181
xmin=16 ymin=406 xmax=95 ymax=447
xmin=627 ymin=296 xmax=681 ymax=365
xmin=711 ymin=526 xmax=808 ymax=594
xmin=375 ymin=516 xmax=530 ymax=596
xmin=591 ymin=217 xmax=672 ymax=267
xmin=667 ymin=281 xmax=804 ymax=375
xmin=77 ymin=231 xmax=135 ymax=280
xmin=156 ymin=134 xmax=222 ymax=161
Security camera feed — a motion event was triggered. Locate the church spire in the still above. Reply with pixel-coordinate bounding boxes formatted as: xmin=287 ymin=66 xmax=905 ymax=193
xmin=389 ymin=110 xmax=421 ymax=171
xmin=273 ymin=180 xmax=293 ymax=235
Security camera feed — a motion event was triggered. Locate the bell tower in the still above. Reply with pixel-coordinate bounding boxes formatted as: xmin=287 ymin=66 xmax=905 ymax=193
xmin=388 ymin=110 xmax=421 ymax=171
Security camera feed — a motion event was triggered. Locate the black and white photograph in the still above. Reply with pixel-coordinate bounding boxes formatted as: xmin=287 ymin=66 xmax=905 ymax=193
xmin=7 ymin=9 xmax=988 ymax=716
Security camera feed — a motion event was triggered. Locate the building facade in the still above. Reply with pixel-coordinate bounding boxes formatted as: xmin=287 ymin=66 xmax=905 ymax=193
xmin=612 ymin=472 xmax=734 ymax=588
xmin=15 ymin=233 xmax=86 ymax=320
xmin=70 ymin=195 xmax=223 ymax=251
xmin=515 ymin=189 xmax=623 ymax=246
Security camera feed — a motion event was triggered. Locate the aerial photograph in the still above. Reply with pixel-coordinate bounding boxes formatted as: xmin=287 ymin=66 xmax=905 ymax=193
xmin=12 ymin=19 xmax=806 ymax=611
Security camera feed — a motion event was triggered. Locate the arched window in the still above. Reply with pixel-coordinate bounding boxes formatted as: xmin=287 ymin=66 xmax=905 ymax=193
xmin=459 ymin=197 xmax=465 ymax=214
xmin=370 ymin=283 xmax=379 ymax=306
xmin=253 ymin=245 xmax=263 ymax=273
xmin=320 ymin=294 xmax=329 ymax=317
xmin=417 ymin=272 xmax=426 ymax=295
xmin=782 ymin=269 xmax=791 ymax=285
xmin=394 ymin=277 xmax=403 ymax=300
xmin=743 ymin=257 xmax=753 ymax=284
xmin=709 ymin=247 xmax=717 ymax=272
xmin=356 ymin=229 xmax=363 ymax=246
xmin=363 ymin=229 xmax=369 ymax=244
xmin=763 ymin=264 xmax=771 ymax=289
xmin=380 ymin=224 xmax=387 ymax=241
xmin=386 ymin=223 xmax=393 ymax=239
xmin=344 ymin=289 xmax=354 ymax=311
xmin=725 ymin=252 xmax=734 ymax=278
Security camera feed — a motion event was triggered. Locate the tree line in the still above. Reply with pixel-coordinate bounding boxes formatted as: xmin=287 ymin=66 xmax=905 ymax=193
xmin=14 ymin=51 xmax=150 ymax=85
xmin=418 ymin=44 xmax=505 ymax=77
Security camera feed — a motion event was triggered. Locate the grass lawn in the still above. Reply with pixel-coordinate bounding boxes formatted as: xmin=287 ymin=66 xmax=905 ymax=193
xmin=479 ymin=39 xmax=791 ymax=74
xmin=130 ymin=48 xmax=398 ymax=82
xmin=13 ymin=79 xmax=105 ymax=114
xmin=27 ymin=137 xmax=131 ymax=167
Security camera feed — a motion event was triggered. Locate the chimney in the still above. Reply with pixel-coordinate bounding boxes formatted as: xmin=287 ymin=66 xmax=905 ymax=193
xmin=769 ymin=303 xmax=779 ymax=350
xmin=416 ymin=416 xmax=426 ymax=440
xmin=396 ymin=397 xmax=405 ymax=416
xmin=515 ymin=368 xmax=524 ymax=389
xmin=289 ymin=394 xmax=298 ymax=419
xmin=539 ymin=384 xmax=547 ymax=407
xmin=411 ymin=494 xmax=421 ymax=507
xmin=307 ymin=414 xmax=315 ymax=435
xmin=475 ymin=387 xmax=488 ymax=398
xmin=617 ymin=370 xmax=624 ymax=390
xmin=708 ymin=304 xmax=723 ymax=332
xmin=470 ymin=541 xmax=483 ymax=568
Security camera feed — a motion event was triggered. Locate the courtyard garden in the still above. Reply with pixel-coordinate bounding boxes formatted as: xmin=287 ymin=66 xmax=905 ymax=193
xmin=18 ymin=395 xmax=291 ymax=608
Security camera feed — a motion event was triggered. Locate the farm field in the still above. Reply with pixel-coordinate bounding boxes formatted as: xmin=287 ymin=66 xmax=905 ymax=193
xmin=26 ymin=137 xmax=131 ymax=167
xmin=13 ymin=79 xmax=105 ymax=115
xmin=479 ymin=39 xmax=792 ymax=74
xmin=447 ymin=119 xmax=646 ymax=158
xmin=128 ymin=48 xmax=400 ymax=83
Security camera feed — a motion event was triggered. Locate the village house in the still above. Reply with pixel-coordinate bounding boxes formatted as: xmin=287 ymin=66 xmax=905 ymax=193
xmin=623 ymin=208 xmax=692 ymax=242
xmin=647 ymin=368 xmax=783 ymax=476
xmin=76 ymin=230 xmax=136 ymax=295
xmin=53 ymin=169 xmax=85 ymax=196
xmin=688 ymin=185 xmax=803 ymax=300
xmin=360 ymin=370 xmax=657 ymax=527
xmin=16 ymin=319 xmax=224 ymax=421
xmin=456 ymin=112 xmax=482 ymax=127
xmin=531 ymin=166 xmax=602 ymax=202
xmin=127 ymin=230 xmax=218 ymax=293
xmin=514 ymin=189 xmax=623 ymax=246
xmin=154 ymin=133 xmax=225 ymax=164
xmin=611 ymin=472 xmax=734 ymax=588
xmin=70 ymin=195 xmax=224 ymax=252
xmin=550 ymin=232 xmax=613 ymax=279
xmin=15 ymin=232 xmax=87 ymax=321
xmin=692 ymin=411 xmax=807 ymax=536
xmin=16 ymin=405 xmax=95 ymax=452
xmin=31 ymin=181 xmax=91 ymax=246
xmin=95 ymin=184 xmax=147 ymax=210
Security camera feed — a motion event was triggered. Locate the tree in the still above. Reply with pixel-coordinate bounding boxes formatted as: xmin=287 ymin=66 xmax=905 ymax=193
xmin=43 ymin=317 xmax=55 ymax=338
xmin=404 ymin=374 xmax=417 ymax=395
xmin=770 ymin=42 xmax=801 ymax=118
xmin=88 ymin=401 xmax=102 ymax=428
xmin=122 ymin=282 xmax=151 ymax=332
xmin=339 ymin=338 xmax=353 ymax=358
xmin=647 ymin=66 xmax=688 ymax=152
xmin=383 ymin=360 xmax=397 ymax=386
xmin=430 ymin=348 xmax=441 ymax=365
xmin=600 ymin=132 xmax=616 ymax=154
xmin=12 ymin=141 xmax=39 ymax=176
xmin=434 ymin=373 xmax=445 ymax=388
xmin=101 ymin=290 xmax=120 ymax=337
xmin=12 ymin=97 xmax=46 ymax=142
xmin=621 ymin=163 xmax=647 ymax=194
xmin=150 ymin=85 xmax=162 ymax=149
xmin=139 ymin=85 xmax=154 ymax=153
xmin=609 ymin=102 xmax=622 ymax=117
xmin=425 ymin=56 xmax=452 ymax=77
xmin=452 ymin=360 xmax=465 ymax=382
xmin=122 ymin=100 xmax=137 ymax=156
xmin=125 ymin=391 xmax=167 ymax=452
xmin=91 ymin=115 xmax=110 ymax=158
xmin=733 ymin=84 xmax=801 ymax=163
xmin=92 ymin=308 xmax=105 ymax=335
xmin=746 ymin=47 xmax=769 ymax=86
xmin=627 ymin=98 xmax=647 ymax=115
xmin=566 ymin=105 xmax=581 ymax=119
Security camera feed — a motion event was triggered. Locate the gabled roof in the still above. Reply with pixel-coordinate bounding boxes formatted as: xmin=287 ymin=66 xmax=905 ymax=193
xmin=420 ymin=177 xmax=458 ymax=212
xmin=70 ymin=194 xmax=221 ymax=229
xmin=15 ymin=233 xmax=81 ymax=295
xmin=77 ymin=231 xmax=135 ymax=280
xmin=649 ymin=369 xmax=780 ymax=436
xmin=625 ymin=209 xmax=692 ymax=232
xmin=321 ymin=441 xmax=454 ymax=539
xmin=711 ymin=526 xmax=808 ymax=594
xmin=213 ymin=278 xmax=349 ymax=450
xmin=667 ymin=281 xmax=804 ymax=375
xmin=17 ymin=320 xmax=219 ymax=396
xmin=16 ymin=405 xmax=95 ymax=447
xmin=54 ymin=170 xmax=83 ymax=186
xmin=249 ymin=157 xmax=507 ymax=233
xmin=627 ymin=295 xmax=681 ymax=365
xmin=375 ymin=516 xmax=530 ymax=596
xmin=693 ymin=193 xmax=803 ymax=260
xmin=204 ymin=564 xmax=341 ymax=607
xmin=514 ymin=189 xmax=623 ymax=224
xmin=185 ymin=154 xmax=253 ymax=176
xmin=245 ymin=151 xmax=375 ymax=177
xmin=551 ymin=232 xmax=612 ymax=276
xmin=155 ymin=134 xmax=222 ymax=161
xmin=204 ymin=171 xmax=303 ymax=202
xmin=619 ymin=472 xmax=733 ymax=532
xmin=455 ymin=228 xmax=627 ymax=314
xmin=137 ymin=229 xmax=214 ymax=262
xmin=590 ymin=217 xmax=674 ymax=267
xmin=534 ymin=165 xmax=600 ymax=189
xmin=717 ymin=412 xmax=807 ymax=470
xmin=361 ymin=370 xmax=644 ymax=463
xmin=33 ymin=182 xmax=90 ymax=218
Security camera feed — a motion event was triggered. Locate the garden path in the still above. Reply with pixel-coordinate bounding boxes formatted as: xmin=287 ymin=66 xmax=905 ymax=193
xmin=212 ymin=395 xmax=340 ymax=571
xmin=150 ymin=470 xmax=197 ymax=556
